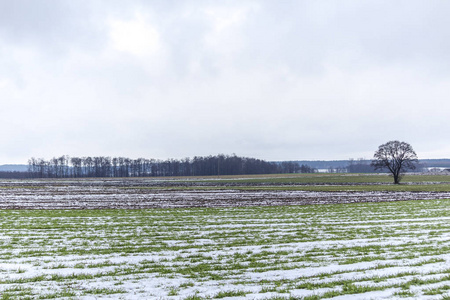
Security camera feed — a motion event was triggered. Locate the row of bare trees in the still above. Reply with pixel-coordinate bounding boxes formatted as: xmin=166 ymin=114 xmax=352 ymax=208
xmin=27 ymin=154 xmax=317 ymax=178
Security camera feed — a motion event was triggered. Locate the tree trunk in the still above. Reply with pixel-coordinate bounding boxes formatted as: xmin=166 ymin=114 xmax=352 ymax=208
xmin=393 ymin=174 xmax=400 ymax=184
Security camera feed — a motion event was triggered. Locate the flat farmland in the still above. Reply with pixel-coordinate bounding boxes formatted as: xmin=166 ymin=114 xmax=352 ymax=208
xmin=2 ymin=174 xmax=450 ymax=209
xmin=0 ymin=174 xmax=449 ymax=299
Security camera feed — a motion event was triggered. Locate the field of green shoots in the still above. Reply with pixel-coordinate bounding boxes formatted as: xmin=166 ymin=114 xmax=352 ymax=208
xmin=0 ymin=198 xmax=449 ymax=299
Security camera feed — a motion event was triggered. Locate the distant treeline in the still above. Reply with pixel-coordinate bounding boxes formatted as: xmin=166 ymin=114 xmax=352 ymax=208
xmin=298 ymin=158 xmax=426 ymax=173
xmin=26 ymin=155 xmax=317 ymax=178
xmin=0 ymin=171 xmax=31 ymax=179
xmin=1 ymin=155 xmax=433 ymax=179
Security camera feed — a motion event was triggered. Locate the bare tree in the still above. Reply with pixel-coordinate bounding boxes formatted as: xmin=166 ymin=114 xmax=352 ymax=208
xmin=371 ymin=140 xmax=418 ymax=184
xmin=27 ymin=154 xmax=283 ymax=178
xmin=71 ymin=157 xmax=82 ymax=178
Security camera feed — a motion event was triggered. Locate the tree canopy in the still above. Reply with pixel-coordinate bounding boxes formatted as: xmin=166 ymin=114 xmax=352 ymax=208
xmin=371 ymin=140 xmax=418 ymax=184
xmin=27 ymin=154 xmax=316 ymax=178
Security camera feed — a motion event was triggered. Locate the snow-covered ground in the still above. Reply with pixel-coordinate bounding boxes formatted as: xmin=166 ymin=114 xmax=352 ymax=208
xmin=1 ymin=178 xmax=450 ymax=209
xmin=0 ymin=199 xmax=448 ymax=299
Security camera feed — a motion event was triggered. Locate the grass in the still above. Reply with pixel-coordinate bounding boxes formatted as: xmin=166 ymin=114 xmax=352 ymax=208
xmin=119 ymin=173 xmax=450 ymax=192
xmin=0 ymin=175 xmax=449 ymax=298
xmin=0 ymin=199 xmax=447 ymax=298
xmin=127 ymin=183 xmax=450 ymax=192
xmin=214 ymin=290 xmax=247 ymax=298
xmin=189 ymin=173 xmax=450 ymax=184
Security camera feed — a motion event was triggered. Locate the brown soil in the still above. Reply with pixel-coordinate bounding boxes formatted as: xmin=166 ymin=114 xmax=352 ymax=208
xmin=0 ymin=178 xmax=448 ymax=209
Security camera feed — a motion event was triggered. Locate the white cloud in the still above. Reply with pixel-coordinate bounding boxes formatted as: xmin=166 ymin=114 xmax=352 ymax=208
xmin=204 ymin=4 xmax=256 ymax=32
xmin=108 ymin=13 xmax=161 ymax=57
xmin=202 ymin=3 xmax=258 ymax=62
xmin=1 ymin=1 xmax=450 ymax=163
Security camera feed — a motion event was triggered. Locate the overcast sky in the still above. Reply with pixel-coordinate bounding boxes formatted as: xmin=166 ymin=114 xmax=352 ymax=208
xmin=1 ymin=0 xmax=450 ymax=164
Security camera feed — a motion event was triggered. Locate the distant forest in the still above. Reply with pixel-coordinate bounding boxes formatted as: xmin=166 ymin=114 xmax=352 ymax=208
xmin=0 ymin=155 xmax=441 ymax=179
xmin=25 ymin=154 xmax=316 ymax=178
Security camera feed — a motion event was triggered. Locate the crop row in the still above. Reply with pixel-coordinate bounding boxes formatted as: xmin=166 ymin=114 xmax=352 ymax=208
xmin=0 ymin=199 xmax=448 ymax=299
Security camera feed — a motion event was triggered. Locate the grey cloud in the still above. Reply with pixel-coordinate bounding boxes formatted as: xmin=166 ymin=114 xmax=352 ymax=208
xmin=231 ymin=1 xmax=450 ymax=75
xmin=0 ymin=0 xmax=113 ymax=58
xmin=1 ymin=0 xmax=450 ymax=163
